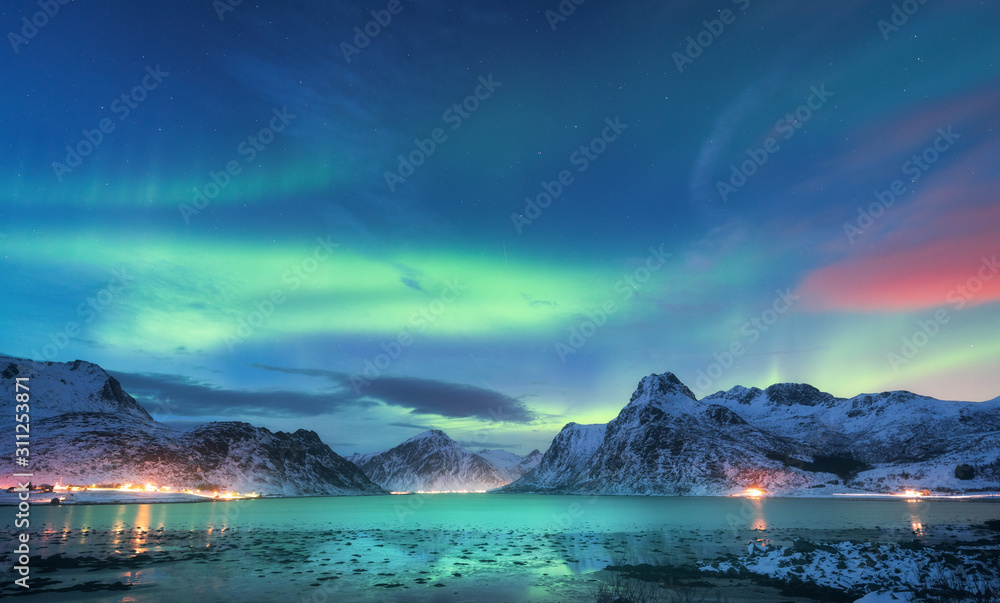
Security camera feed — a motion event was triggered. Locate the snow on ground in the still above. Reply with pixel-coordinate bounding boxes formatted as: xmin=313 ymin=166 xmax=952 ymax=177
xmin=853 ymin=592 xmax=915 ymax=602
xmin=700 ymin=538 xmax=1000 ymax=600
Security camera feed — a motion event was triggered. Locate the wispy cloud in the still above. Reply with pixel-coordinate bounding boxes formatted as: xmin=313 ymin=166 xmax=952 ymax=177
xmin=796 ymin=201 xmax=1000 ymax=312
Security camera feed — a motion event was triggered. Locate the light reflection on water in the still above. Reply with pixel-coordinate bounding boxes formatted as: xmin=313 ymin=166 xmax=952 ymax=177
xmin=24 ymin=494 xmax=988 ymax=556
xmin=25 ymin=494 xmax=989 ymax=551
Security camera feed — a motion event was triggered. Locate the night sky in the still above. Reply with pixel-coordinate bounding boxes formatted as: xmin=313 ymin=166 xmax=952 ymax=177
xmin=3 ymin=0 xmax=999 ymax=455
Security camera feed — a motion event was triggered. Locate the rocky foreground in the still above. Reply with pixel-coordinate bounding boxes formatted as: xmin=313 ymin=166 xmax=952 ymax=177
xmin=592 ymin=521 xmax=1000 ymax=602
xmin=699 ymin=535 xmax=1000 ymax=601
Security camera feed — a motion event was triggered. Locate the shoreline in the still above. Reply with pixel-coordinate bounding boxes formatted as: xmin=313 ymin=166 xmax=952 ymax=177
xmin=2 ymin=490 xmax=999 ymax=507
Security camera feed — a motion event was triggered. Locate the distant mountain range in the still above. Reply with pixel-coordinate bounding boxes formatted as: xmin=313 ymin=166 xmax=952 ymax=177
xmin=346 ymin=430 xmax=541 ymax=492
xmin=0 ymin=355 xmax=383 ymax=496
xmin=499 ymin=372 xmax=1000 ymax=495
xmin=3 ymin=354 xmax=997 ymax=497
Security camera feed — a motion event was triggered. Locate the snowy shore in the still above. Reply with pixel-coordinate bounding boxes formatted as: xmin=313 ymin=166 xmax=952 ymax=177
xmin=699 ymin=536 xmax=1000 ymax=602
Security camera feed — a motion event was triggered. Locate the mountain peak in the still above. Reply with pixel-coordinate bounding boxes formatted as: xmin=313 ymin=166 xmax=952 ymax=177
xmin=628 ymin=372 xmax=697 ymax=406
xmin=1 ymin=354 xmax=153 ymax=422
xmin=352 ymin=429 xmax=515 ymax=492
xmin=713 ymin=385 xmax=763 ymax=405
xmin=403 ymin=429 xmax=456 ymax=445
xmin=0 ymin=354 xmax=382 ymax=496
xmin=762 ymin=382 xmax=835 ymax=407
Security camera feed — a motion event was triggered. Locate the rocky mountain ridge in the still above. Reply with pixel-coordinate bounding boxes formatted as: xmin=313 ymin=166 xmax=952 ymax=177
xmin=347 ymin=430 xmax=541 ymax=492
xmin=500 ymin=372 xmax=1000 ymax=495
xmin=0 ymin=355 xmax=383 ymax=496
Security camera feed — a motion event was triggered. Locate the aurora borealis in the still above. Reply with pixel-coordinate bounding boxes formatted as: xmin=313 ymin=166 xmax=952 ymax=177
xmin=2 ymin=0 xmax=999 ymax=455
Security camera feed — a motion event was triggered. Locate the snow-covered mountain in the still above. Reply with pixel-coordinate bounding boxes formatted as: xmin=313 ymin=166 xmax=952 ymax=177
xmin=347 ymin=430 xmax=540 ymax=492
xmin=7 ymin=354 xmax=994 ymax=498
xmin=701 ymin=383 xmax=999 ymax=464
xmin=500 ymin=372 xmax=1000 ymax=495
xmin=0 ymin=355 xmax=383 ymax=496
xmin=517 ymin=448 xmax=543 ymax=474
xmin=2 ymin=357 xmax=153 ymax=421
xmin=475 ymin=447 xmax=542 ymax=481
xmin=701 ymin=381 xmax=1000 ymax=493
xmin=499 ymin=422 xmax=605 ymax=492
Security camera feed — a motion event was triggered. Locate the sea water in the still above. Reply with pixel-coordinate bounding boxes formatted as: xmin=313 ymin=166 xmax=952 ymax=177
xmin=4 ymin=495 xmax=998 ymax=602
